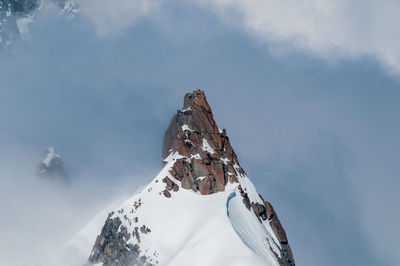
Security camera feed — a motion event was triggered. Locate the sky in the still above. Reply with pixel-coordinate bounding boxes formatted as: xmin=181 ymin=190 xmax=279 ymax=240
xmin=0 ymin=1 xmax=400 ymax=265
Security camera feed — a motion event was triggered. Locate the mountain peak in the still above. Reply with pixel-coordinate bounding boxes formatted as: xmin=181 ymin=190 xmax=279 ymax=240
xmin=37 ymin=147 xmax=68 ymax=181
xmin=86 ymin=90 xmax=294 ymax=266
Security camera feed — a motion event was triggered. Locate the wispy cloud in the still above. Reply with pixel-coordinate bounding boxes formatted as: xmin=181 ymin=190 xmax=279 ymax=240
xmin=75 ymin=0 xmax=400 ymax=76
xmin=196 ymin=0 xmax=400 ymax=75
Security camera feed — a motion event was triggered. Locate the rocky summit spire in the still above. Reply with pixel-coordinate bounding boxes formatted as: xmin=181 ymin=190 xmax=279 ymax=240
xmin=162 ymin=90 xmax=242 ymax=195
xmin=87 ymin=90 xmax=294 ymax=266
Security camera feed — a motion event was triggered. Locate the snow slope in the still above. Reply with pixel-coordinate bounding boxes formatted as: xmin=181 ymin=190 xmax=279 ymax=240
xmin=66 ymin=90 xmax=293 ymax=266
xmin=66 ymin=152 xmax=282 ymax=266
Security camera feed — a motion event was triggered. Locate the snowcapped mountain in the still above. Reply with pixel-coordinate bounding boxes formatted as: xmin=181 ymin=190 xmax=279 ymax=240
xmin=0 ymin=0 xmax=78 ymax=45
xmin=37 ymin=147 xmax=68 ymax=181
xmin=67 ymin=90 xmax=294 ymax=266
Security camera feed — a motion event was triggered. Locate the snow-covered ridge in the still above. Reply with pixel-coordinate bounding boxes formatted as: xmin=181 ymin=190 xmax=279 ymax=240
xmin=85 ymin=151 xmax=281 ymax=265
xmin=67 ymin=90 xmax=294 ymax=266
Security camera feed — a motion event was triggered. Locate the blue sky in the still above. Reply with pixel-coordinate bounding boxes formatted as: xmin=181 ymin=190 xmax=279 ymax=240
xmin=0 ymin=1 xmax=399 ymax=265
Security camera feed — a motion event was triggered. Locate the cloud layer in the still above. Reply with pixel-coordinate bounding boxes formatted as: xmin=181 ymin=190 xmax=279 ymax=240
xmin=77 ymin=0 xmax=400 ymax=75
xmin=202 ymin=0 xmax=400 ymax=73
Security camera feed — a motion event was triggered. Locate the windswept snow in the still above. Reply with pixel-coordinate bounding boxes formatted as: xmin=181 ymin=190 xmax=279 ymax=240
xmin=227 ymin=188 xmax=281 ymax=265
xmin=65 ymin=151 xmax=282 ymax=266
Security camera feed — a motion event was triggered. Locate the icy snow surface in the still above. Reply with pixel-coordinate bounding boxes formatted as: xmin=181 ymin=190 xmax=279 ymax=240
xmin=227 ymin=188 xmax=281 ymax=265
xmin=65 ymin=152 xmax=281 ymax=265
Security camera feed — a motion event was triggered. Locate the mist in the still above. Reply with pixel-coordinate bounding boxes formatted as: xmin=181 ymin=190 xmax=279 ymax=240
xmin=1 ymin=2 xmax=400 ymax=266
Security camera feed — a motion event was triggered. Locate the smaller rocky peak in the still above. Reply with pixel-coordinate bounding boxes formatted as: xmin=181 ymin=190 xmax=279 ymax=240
xmin=37 ymin=147 xmax=68 ymax=181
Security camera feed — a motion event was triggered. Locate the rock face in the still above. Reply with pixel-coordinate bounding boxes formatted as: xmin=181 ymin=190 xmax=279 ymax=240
xmin=36 ymin=147 xmax=68 ymax=181
xmin=89 ymin=213 xmax=148 ymax=266
xmin=89 ymin=207 xmax=154 ymax=266
xmin=88 ymin=90 xmax=294 ymax=266
xmin=163 ymin=90 xmax=241 ymax=195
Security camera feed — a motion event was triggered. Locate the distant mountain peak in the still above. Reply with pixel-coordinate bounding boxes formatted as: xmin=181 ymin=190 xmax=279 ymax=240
xmin=37 ymin=146 xmax=68 ymax=180
xmin=86 ymin=90 xmax=294 ymax=266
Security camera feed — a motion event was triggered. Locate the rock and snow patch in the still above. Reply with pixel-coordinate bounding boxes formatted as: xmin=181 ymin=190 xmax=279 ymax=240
xmin=201 ymin=138 xmax=215 ymax=154
xmin=42 ymin=147 xmax=60 ymax=167
xmin=227 ymin=187 xmax=281 ymax=265
xmin=181 ymin=124 xmax=192 ymax=132
xmin=221 ymin=158 xmax=230 ymax=165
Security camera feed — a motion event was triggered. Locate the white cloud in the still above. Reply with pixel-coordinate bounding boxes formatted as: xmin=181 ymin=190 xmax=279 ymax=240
xmin=79 ymin=0 xmax=400 ymax=75
xmin=194 ymin=0 xmax=400 ymax=75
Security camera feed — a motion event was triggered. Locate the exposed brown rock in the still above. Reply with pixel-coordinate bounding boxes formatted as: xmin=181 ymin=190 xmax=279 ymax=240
xmin=181 ymin=175 xmax=192 ymax=189
xmin=140 ymin=225 xmax=151 ymax=235
xmin=251 ymin=202 xmax=267 ymax=221
xmin=263 ymin=201 xmax=288 ymax=244
xmin=162 ymin=90 xmax=243 ymax=195
xmin=198 ymin=176 xmax=217 ymax=195
xmin=211 ymin=164 xmax=225 ymax=191
xmin=229 ymin=175 xmax=239 ymax=183
xmin=162 ymin=177 xmax=179 ymax=192
xmin=163 ymin=190 xmax=171 ymax=198
xmin=191 ymin=159 xmax=210 ymax=178
xmin=183 ymin=90 xmax=212 ymax=113
xmin=264 ymin=201 xmax=276 ymax=220
xmin=169 ymin=159 xmax=191 ymax=182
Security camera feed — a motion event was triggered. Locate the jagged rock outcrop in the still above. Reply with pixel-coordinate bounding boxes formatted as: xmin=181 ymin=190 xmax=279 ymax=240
xmin=36 ymin=147 xmax=68 ymax=181
xmin=89 ymin=208 xmax=153 ymax=266
xmin=163 ymin=90 xmax=241 ymax=195
xmin=88 ymin=90 xmax=294 ymax=266
xmin=89 ymin=213 xmax=150 ymax=266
